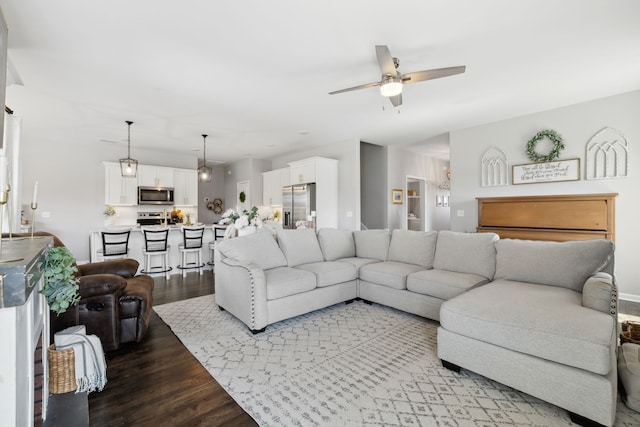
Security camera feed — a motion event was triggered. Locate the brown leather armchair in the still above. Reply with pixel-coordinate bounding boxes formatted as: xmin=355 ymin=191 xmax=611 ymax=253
xmin=76 ymin=258 xmax=154 ymax=351
xmin=14 ymin=232 xmax=154 ymax=352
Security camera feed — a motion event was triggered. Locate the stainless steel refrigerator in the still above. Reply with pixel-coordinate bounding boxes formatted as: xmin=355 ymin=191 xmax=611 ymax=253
xmin=282 ymin=183 xmax=316 ymax=229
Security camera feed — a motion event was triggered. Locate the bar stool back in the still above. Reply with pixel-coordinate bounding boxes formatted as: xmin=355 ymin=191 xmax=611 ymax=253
xmin=97 ymin=229 xmax=131 ymax=261
xmin=178 ymin=226 xmax=205 ymax=277
xmin=141 ymin=227 xmax=172 ymax=279
xmin=208 ymin=225 xmax=228 ymax=266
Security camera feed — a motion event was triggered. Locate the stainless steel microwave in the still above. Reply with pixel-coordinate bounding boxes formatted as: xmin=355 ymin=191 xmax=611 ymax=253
xmin=138 ymin=186 xmax=175 ymax=205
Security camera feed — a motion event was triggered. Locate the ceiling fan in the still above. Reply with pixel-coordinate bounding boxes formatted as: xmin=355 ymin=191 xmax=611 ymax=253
xmin=329 ymin=45 xmax=466 ymax=107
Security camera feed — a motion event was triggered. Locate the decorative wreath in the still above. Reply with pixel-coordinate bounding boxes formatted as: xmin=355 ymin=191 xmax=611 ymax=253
xmin=526 ymin=129 xmax=565 ymax=163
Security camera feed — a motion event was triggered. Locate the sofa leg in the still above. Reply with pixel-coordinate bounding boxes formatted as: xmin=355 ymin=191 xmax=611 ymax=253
xmin=345 ymin=299 xmax=355 ymax=305
xmin=250 ymin=327 xmax=266 ymax=334
xmin=568 ymin=412 xmax=605 ymax=427
xmin=361 ymin=299 xmax=373 ymax=305
xmin=218 ymin=306 xmax=225 ymax=311
xmin=441 ymin=360 xmax=461 ymax=373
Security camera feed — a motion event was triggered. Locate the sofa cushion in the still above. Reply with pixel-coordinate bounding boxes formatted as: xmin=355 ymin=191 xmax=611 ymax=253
xmin=276 ymin=228 xmax=325 ymax=267
xmin=353 ymin=229 xmax=390 ymax=261
xmin=440 ymin=279 xmax=616 ymax=375
xmin=216 ymin=231 xmax=287 ymax=270
xmin=618 ymin=343 xmax=640 ymax=412
xmin=388 ymin=230 xmax=437 ymax=268
xmin=407 ymin=269 xmax=489 ymax=300
xmin=295 ymin=261 xmax=357 ymax=288
xmin=433 ymin=231 xmax=499 ymax=280
xmin=264 ymin=267 xmax=317 ymax=300
xmin=494 ymin=238 xmax=614 ymax=292
xmin=335 ymin=257 xmax=380 ymax=272
xmin=317 ymin=228 xmax=356 ymax=261
xmin=359 ymin=261 xmax=425 ymax=290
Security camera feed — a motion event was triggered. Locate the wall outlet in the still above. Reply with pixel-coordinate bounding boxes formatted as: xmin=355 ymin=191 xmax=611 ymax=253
xmin=346 ymin=211 xmax=353 ymax=218
xmin=41 ymin=211 xmax=51 ymax=218
xmin=456 ymin=210 xmax=464 ymax=217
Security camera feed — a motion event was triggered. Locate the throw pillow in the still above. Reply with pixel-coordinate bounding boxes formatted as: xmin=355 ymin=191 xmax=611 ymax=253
xmin=216 ymin=231 xmax=287 ymax=270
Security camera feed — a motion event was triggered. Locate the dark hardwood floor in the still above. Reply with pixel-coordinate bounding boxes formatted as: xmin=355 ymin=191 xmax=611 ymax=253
xmin=87 ymin=270 xmax=257 ymax=427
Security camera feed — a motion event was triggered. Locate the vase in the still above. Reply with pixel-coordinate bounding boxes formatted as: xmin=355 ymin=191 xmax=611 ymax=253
xmin=237 ymin=226 xmax=257 ymax=237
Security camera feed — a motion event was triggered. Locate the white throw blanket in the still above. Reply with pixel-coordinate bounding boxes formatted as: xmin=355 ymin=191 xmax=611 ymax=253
xmin=54 ymin=325 xmax=107 ymax=393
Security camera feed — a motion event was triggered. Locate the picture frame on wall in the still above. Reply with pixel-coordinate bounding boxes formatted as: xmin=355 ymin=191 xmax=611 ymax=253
xmin=392 ymin=189 xmax=403 ymax=204
xmin=436 ymin=195 xmax=443 ymax=207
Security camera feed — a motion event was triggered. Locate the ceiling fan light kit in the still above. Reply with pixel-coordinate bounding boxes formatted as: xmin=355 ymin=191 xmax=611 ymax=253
xmin=380 ymin=76 xmax=402 ymax=97
xmin=330 ymin=45 xmax=466 ymax=107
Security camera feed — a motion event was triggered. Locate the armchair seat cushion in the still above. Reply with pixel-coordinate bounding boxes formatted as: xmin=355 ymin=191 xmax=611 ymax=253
xmin=359 ymin=261 xmax=425 ymax=290
xmin=407 ymin=269 xmax=489 ymax=300
xmin=295 ymin=261 xmax=357 ymax=287
xmin=265 ymin=267 xmax=316 ymax=300
xmin=440 ymin=280 xmax=616 ymax=375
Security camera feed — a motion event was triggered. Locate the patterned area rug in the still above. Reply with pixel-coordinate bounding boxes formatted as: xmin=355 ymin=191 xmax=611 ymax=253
xmin=155 ymin=296 xmax=640 ymax=426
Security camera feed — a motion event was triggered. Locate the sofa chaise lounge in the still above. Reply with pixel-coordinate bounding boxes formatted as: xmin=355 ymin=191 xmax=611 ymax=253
xmin=214 ymin=228 xmax=617 ymax=426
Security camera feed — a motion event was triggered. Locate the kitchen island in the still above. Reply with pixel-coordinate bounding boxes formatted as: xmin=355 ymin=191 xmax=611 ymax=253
xmin=89 ymin=224 xmax=228 ymax=276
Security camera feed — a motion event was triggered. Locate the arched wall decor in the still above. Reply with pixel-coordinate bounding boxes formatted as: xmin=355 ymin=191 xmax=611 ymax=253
xmin=586 ymin=127 xmax=629 ymax=180
xmin=481 ymin=146 xmax=508 ymax=187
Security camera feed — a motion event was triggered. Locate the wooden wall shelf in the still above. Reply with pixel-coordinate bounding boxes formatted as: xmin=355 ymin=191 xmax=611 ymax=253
xmin=476 ymin=193 xmax=617 ymax=242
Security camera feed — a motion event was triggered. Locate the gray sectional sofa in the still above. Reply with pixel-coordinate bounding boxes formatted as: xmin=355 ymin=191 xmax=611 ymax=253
xmin=214 ymin=228 xmax=618 ymax=426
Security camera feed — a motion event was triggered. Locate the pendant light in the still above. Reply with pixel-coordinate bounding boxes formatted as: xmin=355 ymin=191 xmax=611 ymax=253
xmin=198 ymin=134 xmax=212 ymax=182
xmin=119 ymin=120 xmax=138 ymax=178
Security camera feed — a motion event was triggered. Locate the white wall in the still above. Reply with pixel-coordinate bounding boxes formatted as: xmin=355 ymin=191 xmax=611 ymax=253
xmin=19 ymin=132 xmax=197 ymax=262
xmin=449 ymin=90 xmax=640 ymax=300
xmin=271 ymin=138 xmax=360 ymax=230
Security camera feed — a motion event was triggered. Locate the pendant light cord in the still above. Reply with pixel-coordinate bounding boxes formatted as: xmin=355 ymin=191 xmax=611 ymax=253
xmin=126 ymin=120 xmax=134 ymax=158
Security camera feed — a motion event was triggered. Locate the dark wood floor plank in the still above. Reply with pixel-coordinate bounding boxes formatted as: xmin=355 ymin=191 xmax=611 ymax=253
xmin=88 ymin=270 xmax=257 ymax=427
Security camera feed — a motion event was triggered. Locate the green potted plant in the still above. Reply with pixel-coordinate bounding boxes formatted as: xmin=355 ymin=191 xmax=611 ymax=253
xmin=40 ymin=246 xmax=81 ymax=315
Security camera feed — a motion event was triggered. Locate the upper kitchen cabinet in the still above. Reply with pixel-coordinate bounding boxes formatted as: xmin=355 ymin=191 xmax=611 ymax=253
xmin=104 ymin=161 xmax=137 ymax=206
xmin=288 ymin=157 xmax=338 ymax=229
xmin=138 ymin=164 xmax=174 ymax=188
xmin=174 ymin=169 xmax=198 ymax=206
xmin=262 ymin=168 xmax=289 ymax=206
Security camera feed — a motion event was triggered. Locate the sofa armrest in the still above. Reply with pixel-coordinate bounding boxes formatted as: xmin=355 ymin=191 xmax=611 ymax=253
xmin=582 ymin=272 xmax=617 ymax=318
xmin=216 ymin=258 xmax=268 ymax=331
xmin=78 ymin=259 xmax=139 ymax=278
xmin=78 ymin=274 xmax=128 ymax=300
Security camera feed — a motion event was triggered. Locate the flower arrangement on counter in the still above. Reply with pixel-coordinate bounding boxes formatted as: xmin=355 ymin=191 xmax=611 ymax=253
xmin=219 ymin=206 xmax=274 ymax=230
xmin=103 ymin=205 xmax=116 ymax=216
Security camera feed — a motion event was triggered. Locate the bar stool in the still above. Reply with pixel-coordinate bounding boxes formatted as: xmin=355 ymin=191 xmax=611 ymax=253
xmin=141 ymin=227 xmax=172 ymax=279
xmin=178 ymin=226 xmax=205 ymax=277
xmin=97 ymin=229 xmax=131 ymax=261
xmin=208 ymin=225 xmax=227 ymax=266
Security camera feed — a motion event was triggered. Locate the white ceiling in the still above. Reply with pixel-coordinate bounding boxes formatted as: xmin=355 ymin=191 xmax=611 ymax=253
xmin=1 ymin=1 xmax=639 ymax=164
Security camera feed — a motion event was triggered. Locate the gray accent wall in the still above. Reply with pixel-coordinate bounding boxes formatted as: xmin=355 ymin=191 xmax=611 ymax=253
xmin=449 ymin=89 xmax=640 ymax=300
xmin=360 ymin=142 xmax=387 ymax=230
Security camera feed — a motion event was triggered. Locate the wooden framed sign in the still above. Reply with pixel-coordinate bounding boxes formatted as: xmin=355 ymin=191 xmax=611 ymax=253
xmin=512 ymin=158 xmax=581 ymax=185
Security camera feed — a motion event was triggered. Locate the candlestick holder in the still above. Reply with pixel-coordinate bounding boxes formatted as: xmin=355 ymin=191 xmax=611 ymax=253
xmin=30 ymin=202 xmax=38 ymax=239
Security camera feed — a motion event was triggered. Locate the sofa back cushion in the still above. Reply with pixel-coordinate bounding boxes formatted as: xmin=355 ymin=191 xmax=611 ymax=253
xmin=216 ymin=231 xmax=287 ymax=270
xmin=433 ymin=231 xmax=499 ymax=279
xmin=353 ymin=229 xmax=390 ymax=261
xmin=276 ymin=229 xmax=325 ymax=267
xmin=388 ymin=230 xmax=437 ymax=268
xmin=317 ymin=228 xmax=355 ymax=261
xmin=494 ymin=238 xmax=614 ymax=292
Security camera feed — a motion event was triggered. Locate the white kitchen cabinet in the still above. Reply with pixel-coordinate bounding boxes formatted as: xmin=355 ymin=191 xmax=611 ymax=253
xmin=287 ymin=157 xmax=338 ymax=229
xmin=174 ymin=169 xmax=199 ymax=206
xmin=104 ymin=162 xmax=137 ymax=206
xmin=138 ymin=165 xmax=174 ymax=188
xmin=262 ymin=168 xmax=288 ymax=206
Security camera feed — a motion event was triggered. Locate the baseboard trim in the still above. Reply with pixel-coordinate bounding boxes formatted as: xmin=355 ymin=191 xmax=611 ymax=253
xmin=620 ymin=293 xmax=640 ymax=303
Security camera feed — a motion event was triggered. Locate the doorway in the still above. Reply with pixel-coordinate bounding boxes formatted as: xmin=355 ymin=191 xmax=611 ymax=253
xmin=406 ymin=176 xmax=426 ymax=231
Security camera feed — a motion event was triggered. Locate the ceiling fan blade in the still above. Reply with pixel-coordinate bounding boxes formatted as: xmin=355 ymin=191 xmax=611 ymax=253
xmin=389 ymin=93 xmax=402 ymax=107
xmin=329 ymin=81 xmax=380 ymax=95
xmin=402 ymin=66 xmax=466 ymax=84
xmin=375 ymin=45 xmax=397 ymax=77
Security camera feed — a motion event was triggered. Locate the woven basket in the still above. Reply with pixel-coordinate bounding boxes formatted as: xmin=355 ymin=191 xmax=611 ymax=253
xmin=620 ymin=321 xmax=640 ymax=345
xmin=48 ymin=345 xmax=77 ymax=394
